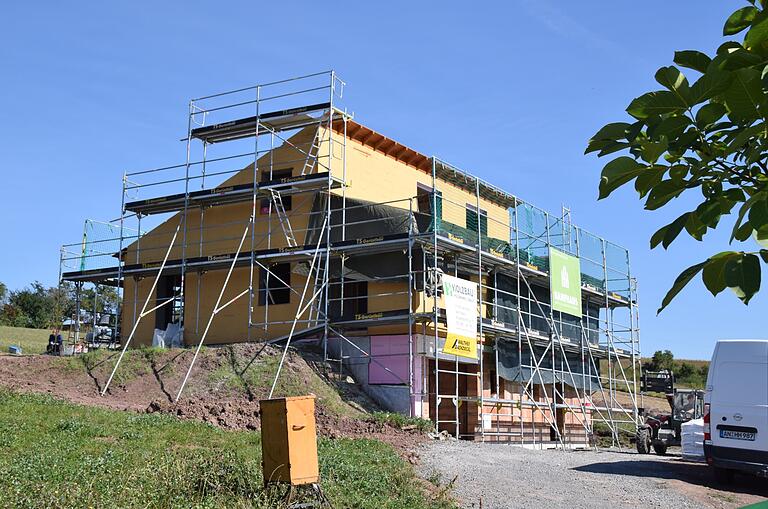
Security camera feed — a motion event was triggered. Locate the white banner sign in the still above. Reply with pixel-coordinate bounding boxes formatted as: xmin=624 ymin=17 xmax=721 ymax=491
xmin=442 ymin=274 xmax=478 ymax=359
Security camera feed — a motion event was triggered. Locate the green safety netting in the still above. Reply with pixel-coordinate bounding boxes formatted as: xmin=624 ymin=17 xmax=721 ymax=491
xmin=78 ymin=220 xmax=139 ymax=271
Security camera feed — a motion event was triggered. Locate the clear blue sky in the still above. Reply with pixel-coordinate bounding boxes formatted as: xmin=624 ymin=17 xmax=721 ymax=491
xmin=0 ymin=1 xmax=760 ymax=359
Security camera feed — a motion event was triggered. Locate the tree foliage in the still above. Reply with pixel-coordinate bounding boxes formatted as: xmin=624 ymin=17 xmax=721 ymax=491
xmin=643 ymin=349 xmax=709 ymax=388
xmin=587 ymin=1 xmax=768 ymax=313
xmin=0 ymin=281 xmax=120 ymax=329
xmin=647 ymin=349 xmax=675 ymax=371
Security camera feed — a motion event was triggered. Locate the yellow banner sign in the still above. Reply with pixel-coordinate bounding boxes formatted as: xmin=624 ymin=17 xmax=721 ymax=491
xmin=443 ymin=334 xmax=478 ymax=359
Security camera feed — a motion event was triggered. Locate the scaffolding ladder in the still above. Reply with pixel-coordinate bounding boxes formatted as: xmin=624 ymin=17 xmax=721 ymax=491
xmin=269 ymin=189 xmax=298 ymax=247
xmin=301 ymin=126 xmax=323 ymax=175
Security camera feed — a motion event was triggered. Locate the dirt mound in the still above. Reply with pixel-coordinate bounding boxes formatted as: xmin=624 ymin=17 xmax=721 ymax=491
xmin=0 ymin=343 xmax=423 ymax=452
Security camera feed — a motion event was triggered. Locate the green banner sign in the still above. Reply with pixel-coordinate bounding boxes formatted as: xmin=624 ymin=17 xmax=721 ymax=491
xmin=549 ymin=247 xmax=582 ymax=317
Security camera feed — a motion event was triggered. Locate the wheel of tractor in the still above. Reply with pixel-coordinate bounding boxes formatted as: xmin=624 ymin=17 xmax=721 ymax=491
xmin=635 ymin=427 xmax=651 ymax=454
xmin=713 ymin=466 xmax=735 ymax=485
xmin=652 ymin=439 xmax=668 ymax=456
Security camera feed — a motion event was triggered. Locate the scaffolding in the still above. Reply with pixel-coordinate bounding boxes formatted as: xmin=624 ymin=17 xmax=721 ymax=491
xmin=59 ymin=71 xmax=641 ymax=447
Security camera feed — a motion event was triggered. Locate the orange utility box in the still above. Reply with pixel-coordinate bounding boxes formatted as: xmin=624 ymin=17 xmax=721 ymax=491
xmin=259 ymin=395 xmax=319 ymax=485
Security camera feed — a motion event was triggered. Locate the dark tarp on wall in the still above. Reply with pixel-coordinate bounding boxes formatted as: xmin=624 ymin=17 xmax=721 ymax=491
xmin=306 ymin=194 xmax=432 ymax=244
xmin=496 ymin=338 xmax=601 ymax=392
xmin=299 ymin=194 xmax=428 ymax=281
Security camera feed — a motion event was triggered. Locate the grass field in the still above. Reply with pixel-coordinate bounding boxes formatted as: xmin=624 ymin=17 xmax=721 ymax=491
xmin=0 ymin=390 xmax=452 ymax=509
xmin=0 ymin=326 xmax=51 ymax=355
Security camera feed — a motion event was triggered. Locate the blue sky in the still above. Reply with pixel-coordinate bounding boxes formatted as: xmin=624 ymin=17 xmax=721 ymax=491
xmin=0 ymin=1 xmax=760 ymax=359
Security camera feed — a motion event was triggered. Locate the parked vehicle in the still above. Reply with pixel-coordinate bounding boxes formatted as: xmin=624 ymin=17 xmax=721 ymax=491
xmin=635 ymin=370 xmax=704 ymax=455
xmin=703 ymin=340 xmax=768 ymax=483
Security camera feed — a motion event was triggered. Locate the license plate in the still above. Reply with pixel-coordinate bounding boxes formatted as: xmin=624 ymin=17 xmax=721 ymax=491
xmin=720 ymin=429 xmax=756 ymax=441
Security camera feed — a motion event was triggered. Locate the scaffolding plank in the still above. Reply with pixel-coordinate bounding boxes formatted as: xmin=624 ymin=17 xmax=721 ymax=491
xmin=125 ymin=172 xmax=341 ymax=215
xmin=190 ymin=102 xmax=331 ymax=144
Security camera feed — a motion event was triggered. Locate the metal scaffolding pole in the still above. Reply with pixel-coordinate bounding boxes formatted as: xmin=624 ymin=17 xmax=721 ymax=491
xmin=101 ymin=220 xmax=182 ymax=396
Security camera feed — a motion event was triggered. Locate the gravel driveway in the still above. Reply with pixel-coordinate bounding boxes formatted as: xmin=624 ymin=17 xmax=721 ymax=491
xmin=417 ymin=441 xmax=767 ymax=509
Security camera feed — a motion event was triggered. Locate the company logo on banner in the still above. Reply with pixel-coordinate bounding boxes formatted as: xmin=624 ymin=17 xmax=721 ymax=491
xmin=549 ymin=247 xmax=582 ymax=317
xmin=441 ymin=274 xmax=479 ymax=359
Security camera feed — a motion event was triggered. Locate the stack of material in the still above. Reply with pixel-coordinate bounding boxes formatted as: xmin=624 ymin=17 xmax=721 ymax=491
xmin=681 ymin=417 xmax=705 ymax=462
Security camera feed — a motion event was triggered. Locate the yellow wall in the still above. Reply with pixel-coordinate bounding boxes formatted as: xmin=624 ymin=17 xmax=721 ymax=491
xmin=327 ymin=129 xmax=510 ymax=238
xmin=121 ymin=123 xmax=514 ymax=346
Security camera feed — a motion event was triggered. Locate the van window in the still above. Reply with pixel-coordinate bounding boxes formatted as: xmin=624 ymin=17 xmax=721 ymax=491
xmin=713 ymin=361 xmax=768 ymax=405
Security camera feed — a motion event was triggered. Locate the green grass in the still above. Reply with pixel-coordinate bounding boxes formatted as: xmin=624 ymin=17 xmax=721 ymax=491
xmin=592 ymin=421 xmax=636 ymax=448
xmin=371 ymin=412 xmax=434 ymax=433
xmin=0 ymin=326 xmax=51 ymax=355
xmin=0 ymin=390 xmax=453 ymax=509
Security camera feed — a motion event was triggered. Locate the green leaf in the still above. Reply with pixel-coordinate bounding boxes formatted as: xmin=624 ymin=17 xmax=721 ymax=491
xmin=674 ymin=50 xmax=712 ymax=74
xmin=652 ymin=212 xmax=690 ymax=249
xmin=745 ymin=11 xmax=768 ymax=51
xmin=634 ymin=166 xmax=666 ymax=198
xmin=690 ymin=68 xmax=733 ymax=103
xmin=702 ymin=252 xmax=739 ymax=296
xmin=753 ymin=224 xmax=768 ymax=247
xmin=597 ymin=141 xmax=631 ymax=157
xmin=722 ymin=48 xmax=764 ymax=71
xmin=638 ymin=138 xmax=668 ymax=164
xmin=696 ymin=199 xmax=724 ymax=227
xmin=760 ymin=249 xmax=768 ymax=263
xmin=598 ymin=156 xmax=645 ymax=199
xmin=724 ymin=253 xmax=761 ymax=304
xmin=723 ymin=68 xmax=764 ymax=122
xmin=654 ymin=66 xmax=692 ymax=103
xmin=669 ymin=165 xmax=689 ymax=182
xmin=590 ymin=122 xmax=631 ymax=141
xmin=735 ymin=221 xmax=755 ymax=241
xmin=685 ymin=212 xmax=708 ymax=240
xmin=723 ymin=6 xmax=757 ymax=35
xmin=695 ymin=103 xmax=727 ymax=127
xmin=728 ymin=123 xmax=764 ymax=149
xmin=748 ymin=197 xmax=768 ymax=231
xmin=716 ymin=41 xmax=746 ymax=57
xmin=626 ymin=121 xmax=644 ymax=142
xmin=650 ymin=115 xmax=691 ymax=140
xmin=627 ymin=91 xmax=688 ymax=119
xmin=645 ymin=179 xmax=686 ymax=210
xmin=657 ymin=261 xmax=707 ymax=313
xmin=585 ymin=122 xmax=631 ymax=154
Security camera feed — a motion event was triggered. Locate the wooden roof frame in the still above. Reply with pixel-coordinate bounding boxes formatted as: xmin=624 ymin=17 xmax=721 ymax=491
xmin=332 ymin=118 xmax=517 ymax=208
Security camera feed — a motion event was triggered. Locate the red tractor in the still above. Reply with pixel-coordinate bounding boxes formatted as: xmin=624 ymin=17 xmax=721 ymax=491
xmin=635 ymin=370 xmax=704 ymax=455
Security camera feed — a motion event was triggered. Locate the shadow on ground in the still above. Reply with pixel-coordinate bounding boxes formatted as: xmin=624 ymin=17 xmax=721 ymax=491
xmin=574 ymin=457 xmax=768 ymax=498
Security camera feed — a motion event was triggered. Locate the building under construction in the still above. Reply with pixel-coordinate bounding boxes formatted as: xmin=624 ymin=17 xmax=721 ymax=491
xmin=60 ymin=71 xmax=641 ymax=447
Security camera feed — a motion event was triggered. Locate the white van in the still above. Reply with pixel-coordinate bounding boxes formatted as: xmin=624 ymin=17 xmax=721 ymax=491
xmin=703 ymin=339 xmax=768 ymax=483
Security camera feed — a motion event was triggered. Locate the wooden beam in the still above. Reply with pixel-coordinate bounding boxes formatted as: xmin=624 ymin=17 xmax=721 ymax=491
xmin=392 ymin=145 xmax=408 ymax=159
xmin=359 ymin=129 xmax=376 ymax=145
xmin=371 ymin=134 xmax=387 ymax=151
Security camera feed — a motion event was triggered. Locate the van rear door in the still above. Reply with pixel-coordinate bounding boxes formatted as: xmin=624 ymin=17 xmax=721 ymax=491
xmin=710 ymin=341 xmax=768 ymax=454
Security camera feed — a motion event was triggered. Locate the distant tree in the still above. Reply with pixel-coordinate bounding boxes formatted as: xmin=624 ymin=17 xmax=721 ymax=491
xmin=0 ymin=281 xmax=75 ymax=329
xmin=647 ymin=349 xmax=675 ymax=371
xmin=0 ymin=281 xmax=7 ymax=304
xmin=80 ymin=286 xmax=120 ymax=317
xmin=676 ymin=362 xmax=695 ymax=379
xmin=587 ymin=1 xmax=768 ymax=313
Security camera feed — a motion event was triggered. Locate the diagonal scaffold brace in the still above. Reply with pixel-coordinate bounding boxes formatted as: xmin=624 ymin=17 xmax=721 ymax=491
xmin=174 ymin=219 xmax=253 ymax=403
xmin=101 ymin=219 xmax=182 ymax=396
xmin=268 ymin=214 xmax=328 ymax=399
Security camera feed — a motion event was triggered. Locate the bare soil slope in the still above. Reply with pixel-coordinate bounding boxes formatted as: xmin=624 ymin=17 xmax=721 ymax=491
xmin=0 ymin=344 xmax=422 ymax=451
